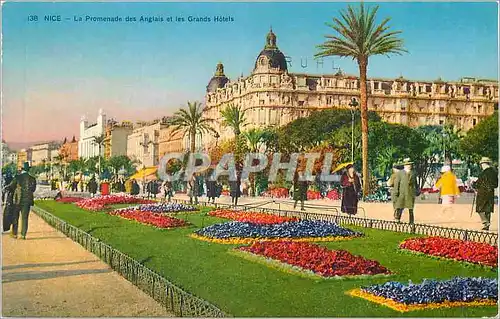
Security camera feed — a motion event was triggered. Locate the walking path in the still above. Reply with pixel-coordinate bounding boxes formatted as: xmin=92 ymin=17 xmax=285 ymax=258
xmin=2 ymin=212 xmax=171 ymax=317
xmin=173 ymin=193 xmax=498 ymax=233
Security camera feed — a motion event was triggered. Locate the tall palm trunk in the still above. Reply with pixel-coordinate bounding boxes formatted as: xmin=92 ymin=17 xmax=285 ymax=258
xmin=358 ymin=58 xmax=370 ymax=196
xmin=190 ymin=130 xmax=196 ymax=153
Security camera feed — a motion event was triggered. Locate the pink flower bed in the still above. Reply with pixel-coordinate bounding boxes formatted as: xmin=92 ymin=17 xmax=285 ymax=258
xmin=76 ymin=195 xmax=154 ymax=211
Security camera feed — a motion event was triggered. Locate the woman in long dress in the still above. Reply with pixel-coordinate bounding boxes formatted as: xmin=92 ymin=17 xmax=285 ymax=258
xmin=341 ymin=164 xmax=361 ymax=215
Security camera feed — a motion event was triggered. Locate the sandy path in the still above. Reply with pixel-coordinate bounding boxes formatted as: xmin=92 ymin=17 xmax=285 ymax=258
xmin=2 ymin=212 xmax=172 ymax=317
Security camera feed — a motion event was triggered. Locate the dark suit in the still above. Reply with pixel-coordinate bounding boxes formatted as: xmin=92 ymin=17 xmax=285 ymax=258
xmin=474 ymin=166 xmax=498 ymax=229
xmin=8 ymin=172 xmax=37 ymax=237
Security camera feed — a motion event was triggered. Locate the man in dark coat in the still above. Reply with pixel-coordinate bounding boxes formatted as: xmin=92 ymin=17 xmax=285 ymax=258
xmin=131 ymin=179 xmax=140 ymax=196
xmin=2 ymin=172 xmax=17 ymax=233
xmin=393 ymin=158 xmax=420 ymax=224
xmin=205 ymin=169 xmax=218 ymax=204
xmin=473 ymin=157 xmax=498 ymax=231
xmin=229 ymin=174 xmax=241 ymax=206
xmin=87 ymin=177 xmax=98 ymax=197
xmin=7 ymin=162 xmax=37 ymax=239
xmin=340 ymin=164 xmax=362 ymax=215
xmin=293 ymin=171 xmax=308 ymax=211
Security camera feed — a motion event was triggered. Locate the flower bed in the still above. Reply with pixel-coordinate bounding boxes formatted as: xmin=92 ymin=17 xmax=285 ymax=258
xmin=348 ymin=277 xmax=498 ymax=312
xmin=109 ymin=209 xmax=188 ymax=228
xmin=131 ymin=203 xmax=198 ymax=213
xmin=76 ymin=195 xmax=154 ymax=211
xmin=326 ymin=189 xmax=341 ymax=200
xmin=208 ymin=209 xmax=298 ymax=224
xmin=56 ymin=197 xmax=84 ymax=203
xmin=261 ymin=187 xmax=289 ymax=198
xmin=399 ymin=237 xmax=497 ymax=267
xmin=307 ymin=190 xmax=322 ymax=200
xmin=236 ymin=241 xmax=391 ymax=278
xmin=192 ymin=220 xmax=362 ymax=244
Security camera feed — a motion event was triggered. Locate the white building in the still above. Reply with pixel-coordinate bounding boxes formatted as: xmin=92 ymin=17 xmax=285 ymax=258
xmin=127 ymin=119 xmax=167 ymax=167
xmin=78 ymin=109 xmax=106 ymax=159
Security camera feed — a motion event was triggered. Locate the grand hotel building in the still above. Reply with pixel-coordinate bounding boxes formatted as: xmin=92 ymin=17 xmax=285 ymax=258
xmin=202 ymin=29 xmax=498 ymax=147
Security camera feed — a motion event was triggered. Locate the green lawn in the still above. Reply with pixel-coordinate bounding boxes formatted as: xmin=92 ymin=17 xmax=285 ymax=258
xmin=35 ymin=200 xmax=498 ymax=317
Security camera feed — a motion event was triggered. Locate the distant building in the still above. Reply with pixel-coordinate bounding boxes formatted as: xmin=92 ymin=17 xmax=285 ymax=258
xmin=203 ymin=29 xmax=499 ymax=147
xmin=127 ymin=118 xmax=168 ymax=167
xmin=158 ymin=120 xmax=185 ymax=158
xmin=79 ymin=109 xmax=106 ymax=159
xmin=59 ymin=136 xmax=79 ymax=163
xmin=16 ymin=149 xmax=31 ymax=169
xmin=104 ymin=120 xmax=133 ymax=159
xmin=30 ymin=142 xmax=60 ymax=166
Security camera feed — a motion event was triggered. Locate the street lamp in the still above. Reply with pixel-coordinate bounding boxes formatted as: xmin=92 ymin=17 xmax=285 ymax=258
xmin=348 ymin=98 xmax=359 ymax=162
xmin=442 ymin=132 xmax=447 ymax=164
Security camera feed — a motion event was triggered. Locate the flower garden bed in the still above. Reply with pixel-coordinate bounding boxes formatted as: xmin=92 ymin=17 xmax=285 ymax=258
xmin=399 ymin=237 xmax=497 ymax=267
xmin=348 ymin=277 xmax=498 ymax=312
xmin=234 ymin=241 xmax=391 ymax=279
xmin=261 ymin=187 xmax=289 ymax=198
xmin=192 ymin=220 xmax=362 ymax=244
xmin=109 ymin=208 xmax=188 ymax=229
xmin=326 ymin=189 xmax=341 ymax=200
xmin=306 ymin=190 xmax=322 ymax=200
xmin=132 ymin=203 xmax=198 ymax=213
xmin=208 ymin=209 xmax=298 ymax=224
xmin=76 ymin=195 xmax=154 ymax=211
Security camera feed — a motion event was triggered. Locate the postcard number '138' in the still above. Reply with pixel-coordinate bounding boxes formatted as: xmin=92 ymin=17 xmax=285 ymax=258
xmin=28 ymin=15 xmax=38 ymax=21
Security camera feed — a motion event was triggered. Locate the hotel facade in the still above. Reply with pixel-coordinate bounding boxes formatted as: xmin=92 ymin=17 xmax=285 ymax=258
xmin=203 ymin=29 xmax=498 ymax=146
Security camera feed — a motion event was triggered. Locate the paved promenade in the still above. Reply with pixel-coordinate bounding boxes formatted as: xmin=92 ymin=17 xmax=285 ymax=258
xmin=172 ymin=193 xmax=498 ymax=233
xmin=2 ymin=212 xmax=171 ymax=317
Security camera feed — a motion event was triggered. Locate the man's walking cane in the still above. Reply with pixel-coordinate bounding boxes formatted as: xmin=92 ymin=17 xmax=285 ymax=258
xmin=470 ymin=191 xmax=477 ymax=217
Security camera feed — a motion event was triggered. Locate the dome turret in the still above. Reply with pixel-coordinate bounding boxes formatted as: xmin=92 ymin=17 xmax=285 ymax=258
xmin=206 ymin=62 xmax=230 ymax=93
xmin=254 ymin=28 xmax=288 ymax=72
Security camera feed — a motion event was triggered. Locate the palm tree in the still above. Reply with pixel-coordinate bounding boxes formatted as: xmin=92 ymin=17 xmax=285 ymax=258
xmin=92 ymin=134 xmax=106 ymax=177
xmin=243 ymin=128 xmax=266 ymax=196
xmin=220 ymin=104 xmax=247 ymax=139
xmin=315 ymin=3 xmax=407 ymax=196
xmin=243 ymin=128 xmax=265 ymax=153
xmin=169 ymin=101 xmax=215 ymax=153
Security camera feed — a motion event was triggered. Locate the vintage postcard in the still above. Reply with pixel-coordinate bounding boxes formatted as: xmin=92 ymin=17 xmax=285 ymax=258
xmin=1 ymin=1 xmax=498 ymax=318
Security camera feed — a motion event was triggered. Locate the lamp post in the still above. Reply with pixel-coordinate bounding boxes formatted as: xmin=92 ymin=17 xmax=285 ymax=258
xmin=442 ymin=132 xmax=447 ymax=164
xmin=348 ymin=98 xmax=359 ymax=162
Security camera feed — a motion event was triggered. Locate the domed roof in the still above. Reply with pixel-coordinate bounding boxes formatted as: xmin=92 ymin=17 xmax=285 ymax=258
xmin=206 ymin=62 xmax=229 ymax=93
xmin=254 ymin=28 xmax=288 ymax=72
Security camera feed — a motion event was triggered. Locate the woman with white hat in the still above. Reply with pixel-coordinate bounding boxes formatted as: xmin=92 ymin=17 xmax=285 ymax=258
xmin=434 ymin=165 xmax=460 ymax=216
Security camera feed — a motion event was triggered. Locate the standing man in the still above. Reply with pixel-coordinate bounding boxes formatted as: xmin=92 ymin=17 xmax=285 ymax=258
xmin=293 ymin=171 xmax=309 ymax=211
xmin=387 ymin=163 xmax=402 ymax=219
xmin=8 ymin=162 xmax=37 ymax=240
xmin=473 ymin=157 xmax=498 ymax=231
xmin=393 ymin=158 xmax=420 ymax=224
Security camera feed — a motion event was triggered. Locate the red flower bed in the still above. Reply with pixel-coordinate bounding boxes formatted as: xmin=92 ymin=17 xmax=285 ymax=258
xmin=221 ymin=190 xmax=230 ymax=196
xmin=326 ymin=189 xmax=341 ymax=200
xmin=239 ymin=241 xmax=391 ymax=277
xmin=109 ymin=209 xmax=188 ymax=228
xmin=399 ymin=237 xmax=497 ymax=267
xmin=208 ymin=209 xmax=298 ymax=224
xmin=76 ymin=195 xmax=154 ymax=211
xmin=307 ymin=190 xmax=322 ymax=200
xmin=56 ymin=197 xmax=84 ymax=203
xmin=262 ymin=187 xmax=289 ymax=198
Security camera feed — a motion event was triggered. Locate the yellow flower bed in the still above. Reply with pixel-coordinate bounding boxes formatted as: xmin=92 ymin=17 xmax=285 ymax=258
xmin=347 ymin=289 xmax=497 ymax=312
xmin=190 ymin=233 xmax=356 ymax=245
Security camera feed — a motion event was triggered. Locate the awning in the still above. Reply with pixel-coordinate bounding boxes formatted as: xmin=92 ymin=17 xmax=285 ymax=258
xmin=332 ymin=162 xmax=354 ymax=174
xmin=129 ymin=167 xmax=158 ymax=180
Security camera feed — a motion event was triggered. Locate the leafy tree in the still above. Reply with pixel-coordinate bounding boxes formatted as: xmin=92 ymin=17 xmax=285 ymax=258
xmin=460 ymin=111 xmax=498 ymax=163
xmin=68 ymin=158 xmax=86 ymax=176
xmin=92 ymin=134 xmax=107 ymax=176
xmin=169 ymin=101 xmax=215 ymax=153
xmin=316 ymin=3 xmax=407 ymax=196
xmin=2 ymin=163 xmax=17 ymax=177
xmin=413 ymin=126 xmax=446 ymax=188
xmin=243 ymin=128 xmax=265 ymax=153
xmin=107 ymin=155 xmax=136 ymax=179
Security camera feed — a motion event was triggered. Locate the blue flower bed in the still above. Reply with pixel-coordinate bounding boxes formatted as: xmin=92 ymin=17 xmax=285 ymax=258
xmin=362 ymin=277 xmax=498 ymax=305
xmin=116 ymin=203 xmax=197 ymax=213
xmin=195 ymin=220 xmax=362 ymax=239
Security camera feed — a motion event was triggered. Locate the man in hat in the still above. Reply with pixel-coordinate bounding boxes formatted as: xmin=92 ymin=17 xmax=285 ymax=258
xmin=387 ymin=163 xmax=402 ymax=219
xmin=7 ymin=162 xmax=37 ymax=239
xmin=393 ymin=158 xmax=420 ymax=224
xmin=473 ymin=157 xmax=498 ymax=230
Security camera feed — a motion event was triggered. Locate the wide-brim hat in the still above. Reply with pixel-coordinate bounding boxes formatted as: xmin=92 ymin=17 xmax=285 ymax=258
xmin=479 ymin=157 xmax=492 ymax=164
xmin=345 ymin=164 xmax=354 ymax=170
xmin=402 ymin=158 xmax=413 ymax=165
xmin=392 ymin=163 xmax=402 ymax=168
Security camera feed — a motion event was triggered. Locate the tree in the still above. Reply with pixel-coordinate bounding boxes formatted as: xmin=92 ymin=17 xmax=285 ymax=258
xmin=221 ymin=104 xmax=247 ymax=138
xmin=68 ymin=158 xmax=87 ymax=177
xmin=107 ymin=155 xmax=136 ymax=179
xmin=169 ymin=101 xmax=215 ymax=153
xmin=460 ymin=112 xmax=498 ymax=163
xmin=315 ymin=3 xmax=407 ymax=196
xmin=413 ymin=126 xmax=446 ymax=188
xmin=92 ymin=134 xmax=106 ymax=177
xmin=242 ymin=128 xmax=266 ymax=196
